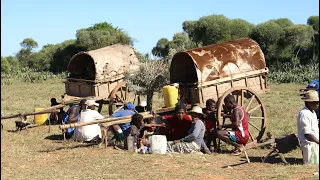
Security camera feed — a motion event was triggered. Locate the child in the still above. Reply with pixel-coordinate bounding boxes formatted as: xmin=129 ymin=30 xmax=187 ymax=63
xmin=128 ymin=113 xmax=144 ymax=147
xmin=202 ymin=99 xmax=218 ymax=152
xmin=138 ymin=119 xmax=158 ymax=153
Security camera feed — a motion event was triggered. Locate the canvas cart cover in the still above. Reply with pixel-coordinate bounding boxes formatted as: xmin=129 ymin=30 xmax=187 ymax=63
xmin=170 ymin=38 xmax=267 ymax=84
xmin=67 ymin=44 xmax=140 ymax=81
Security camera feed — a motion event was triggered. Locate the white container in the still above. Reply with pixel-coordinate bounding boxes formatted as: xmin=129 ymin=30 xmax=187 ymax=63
xmin=150 ymin=135 xmax=167 ymax=154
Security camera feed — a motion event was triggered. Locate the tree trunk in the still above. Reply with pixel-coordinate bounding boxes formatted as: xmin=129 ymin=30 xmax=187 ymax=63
xmin=312 ymin=36 xmax=316 ymax=62
xmin=146 ymin=91 xmax=154 ymax=111
xmin=293 ymin=46 xmax=301 ymax=65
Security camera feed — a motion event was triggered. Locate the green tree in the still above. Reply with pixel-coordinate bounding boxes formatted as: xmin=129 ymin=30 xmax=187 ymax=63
xmin=76 ymin=22 xmax=134 ymax=51
xmin=307 ymin=16 xmax=319 ymax=33
xmin=194 ymin=15 xmax=231 ymax=45
xmin=229 ymin=19 xmax=254 ymax=40
xmin=151 ymin=38 xmax=170 ymax=57
xmin=307 ymin=16 xmax=319 ymax=62
xmin=135 ymin=52 xmax=150 ymax=63
xmin=50 ymin=40 xmax=85 ymax=72
xmin=182 ymin=15 xmax=253 ymax=47
xmin=20 ymin=38 xmax=38 ymax=51
xmin=182 ymin=20 xmax=201 ymax=47
xmin=16 ymin=38 xmax=39 ymax=68
xmin=1 ymin=57 xmax=11 ymax=74
xmin=250 ymin=21 xmax=284 ymax=65
xmin=282 ymin=24 xmax=314 ymax=65
xmin=270 ymin=18 xmax=294 ymax=28
xmin=6 ymin=56 xmax=20 ymax=71
xmin=124 ymin=60 xmax=170 ymax=110
xmin=169 ymin=32 xmax=195 ymax=52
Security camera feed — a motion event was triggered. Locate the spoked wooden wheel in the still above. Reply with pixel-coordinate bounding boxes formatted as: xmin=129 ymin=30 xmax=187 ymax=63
xmin=217 ymin=87 xmax=267 ymax=143
xmin=108 ymin=81 xmax=138 ymax=115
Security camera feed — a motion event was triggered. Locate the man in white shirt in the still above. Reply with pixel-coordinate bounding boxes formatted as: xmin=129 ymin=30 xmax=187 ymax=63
xmin=73 ymin=100 xmax=104 ymax=142
xmin=297 ymin=90 xmax=319 ymax=164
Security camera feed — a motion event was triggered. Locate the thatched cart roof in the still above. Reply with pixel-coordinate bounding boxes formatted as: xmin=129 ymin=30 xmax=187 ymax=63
xmin=170 ymin=38 xmax=267 ymax=84
xmin=67 ymin=44 xmax=140 ymax=81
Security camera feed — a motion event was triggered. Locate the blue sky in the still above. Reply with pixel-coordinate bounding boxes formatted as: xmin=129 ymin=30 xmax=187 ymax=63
xmin=1 ymin=0 xmax=319 ymax=57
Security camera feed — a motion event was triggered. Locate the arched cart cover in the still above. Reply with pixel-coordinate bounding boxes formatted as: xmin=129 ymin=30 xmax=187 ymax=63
xmin=67 ymin=44 xmax=140 ymax=81
xmin=170 ymin=38 xmax=267 ymax=84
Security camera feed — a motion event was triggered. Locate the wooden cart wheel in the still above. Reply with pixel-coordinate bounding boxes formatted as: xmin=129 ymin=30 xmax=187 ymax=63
xmin=108 ymin=81 xmax=139 ymax=115
xmin=216 ymin=87 xmax=267 ymax=142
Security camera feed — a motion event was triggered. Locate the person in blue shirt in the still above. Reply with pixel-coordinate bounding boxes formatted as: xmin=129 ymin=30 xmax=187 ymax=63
xmin=111 ymin=103 xmax=136 ymax=141
xmin=63 ymin=99 xmax=86 ymax=139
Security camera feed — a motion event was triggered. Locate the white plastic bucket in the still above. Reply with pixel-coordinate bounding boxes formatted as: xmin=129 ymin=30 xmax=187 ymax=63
xmin=150 ymin=135 xmax=167 ymax=154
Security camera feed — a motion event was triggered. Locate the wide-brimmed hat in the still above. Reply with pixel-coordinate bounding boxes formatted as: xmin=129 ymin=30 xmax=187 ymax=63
xmin=86 ymin=100 xmax=99 ymax=107
xmin=188 ymin=106 xmax=206 ymax=117
xmin=301 ymin=90 xmax=319 ymax=102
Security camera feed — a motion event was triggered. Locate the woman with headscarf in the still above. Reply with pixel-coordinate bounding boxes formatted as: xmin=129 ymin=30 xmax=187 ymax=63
xmin=162 ymin=103 xmax=192 ymax=141
xmin=167 ymin=106 xmax=211 ymax=154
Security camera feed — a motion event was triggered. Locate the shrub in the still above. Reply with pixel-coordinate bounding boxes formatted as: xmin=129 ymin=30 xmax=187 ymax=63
xmin=268 ymin=62 xmax=319 ymax=84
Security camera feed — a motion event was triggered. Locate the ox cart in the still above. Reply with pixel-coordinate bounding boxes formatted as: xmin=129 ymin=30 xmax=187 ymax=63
xmin=155 ymin=38 xmax=270 ymax=159
xmin=61 ymin=38 xmax=271 ymax=156
xmin=62 ymin=44 xmax=141 ymax=115
xmin=1 ymin=44 xmax=141 ymax=130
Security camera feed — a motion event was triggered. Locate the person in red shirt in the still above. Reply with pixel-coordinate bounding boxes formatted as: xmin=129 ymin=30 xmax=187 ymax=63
xmin=202 ymin=99 xmax=218 ymax=152
xmin=217 ymin=95 xmax=249 ymax=155
xmin=162 ymin=103 xmax=192 ymax=141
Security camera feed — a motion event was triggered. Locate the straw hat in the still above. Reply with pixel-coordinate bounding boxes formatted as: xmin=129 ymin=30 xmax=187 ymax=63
xmin=188 ymin=106 xmax=206 ymax=117
xmin=301 ymin=90 xmax=319 ymax=102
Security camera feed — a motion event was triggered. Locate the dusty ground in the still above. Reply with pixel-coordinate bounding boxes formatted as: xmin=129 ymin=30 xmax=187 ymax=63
xmin=1 ymin=79 xmax=319 ymax=180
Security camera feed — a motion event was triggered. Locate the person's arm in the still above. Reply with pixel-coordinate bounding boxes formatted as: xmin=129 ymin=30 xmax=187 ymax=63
xmin=221 ymin=108 xmax=241 ymax=129
xmin=93 ymin=111 xmax=104 ymax=120
xmin=69 ymin=107 xmax=80 ymax=123
xmin=305 ymin=134 xmax=319 ymax=144
xmin=180 ymin=122 xmax=200 ymax=142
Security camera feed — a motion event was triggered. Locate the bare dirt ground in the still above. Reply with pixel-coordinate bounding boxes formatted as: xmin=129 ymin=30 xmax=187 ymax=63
xmin=1 ymin=79 xmax=319 ymax=180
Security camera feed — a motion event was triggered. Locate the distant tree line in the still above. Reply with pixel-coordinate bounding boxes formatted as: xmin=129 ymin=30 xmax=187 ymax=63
xmin=1 ymin=15 xmax=319 ymax=75
xmin=1 ymin=22 xmax=136 ymax=74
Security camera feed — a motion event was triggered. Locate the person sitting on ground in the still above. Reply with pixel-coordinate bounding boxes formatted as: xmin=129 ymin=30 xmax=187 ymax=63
xmin=162 ymin=103 xmax=192 ymax=141
xmin=73 ymin=100 xmax=104 ymax=143
xmin=126 ymin=113 xmax=144 ymax=148
xmin=297 ymin=90 xmax=319 ymax=164
xmin=217 ymin=95 xmax=249 ymax=155
xmin=167 ymin=106 xmax=211 ymax=154
xmin=49 ymin=98 xmax=65 ymax=124
xmin=135 ymin=101 xmax=147 ymax=113
xmin=138 ymin=119 xmax=159 ymax=153
xmin=63 ymin=99 xmax=86 ymax=139
xmin=111 ymin=103 xmax=136 ymax=141
xmin=202 ymin=99 xmax=218 ymax=152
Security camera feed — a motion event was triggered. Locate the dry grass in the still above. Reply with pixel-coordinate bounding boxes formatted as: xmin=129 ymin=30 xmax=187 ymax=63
xmin=1 ymin=79 xmax=319 ymax=180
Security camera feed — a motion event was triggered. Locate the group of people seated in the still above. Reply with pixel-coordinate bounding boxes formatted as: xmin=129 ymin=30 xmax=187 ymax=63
xmin=103 ymin=94 xmax=250 ymax=155
xmin=163 ymin=94 xmax=249 ymax=155
xmin=58 ymin=94 xmax=249 ymax=155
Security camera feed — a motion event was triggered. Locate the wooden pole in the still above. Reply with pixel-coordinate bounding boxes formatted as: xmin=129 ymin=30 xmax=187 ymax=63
xmin=59 ymin=112 xmax=154 ymax=130
xmin=1 ymin=109 xmax=60 ymax=120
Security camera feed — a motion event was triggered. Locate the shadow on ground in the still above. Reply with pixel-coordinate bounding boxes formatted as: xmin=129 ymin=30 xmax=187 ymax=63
xmin=221 ymin=155 xmax=303 ymax=168
xmin=45 ymin=134 xmax=64 ymax=141
xmin=39 ymin=142 xmax=100 ymax=153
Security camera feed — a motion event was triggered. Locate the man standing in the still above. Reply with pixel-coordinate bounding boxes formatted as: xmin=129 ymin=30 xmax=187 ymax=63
xmin=297 ymin=90 xmax=319 ymax=164
xmin=73 ymin=100 xmax=104 ymax=142
xmin=217 ymin=95 xmax=249 ymax=155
